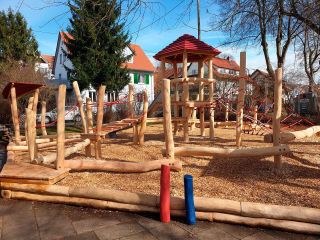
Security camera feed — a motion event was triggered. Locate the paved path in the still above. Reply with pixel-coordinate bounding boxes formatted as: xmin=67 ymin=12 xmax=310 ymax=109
xmin=0 ymin=199 xmax=318 ymax=240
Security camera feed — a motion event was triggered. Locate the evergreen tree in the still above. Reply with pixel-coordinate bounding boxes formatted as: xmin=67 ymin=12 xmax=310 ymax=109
xmin=0 ymin=9 xmax=39 ymax=64
xmin=65 ymin=0 xmax=132 ymax=91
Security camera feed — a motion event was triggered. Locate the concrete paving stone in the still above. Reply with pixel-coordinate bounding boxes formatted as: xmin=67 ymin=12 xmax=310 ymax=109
xmin=94 ymin=222 xmax=144 ymax=240
xmin=174 ymin=220 xmax=217 ymax=234
xmin=72 ymin=217 xmax=121 ymax=234
xmin=1 ymin=222 xmax=40 ymax=240
xmin=213 ymin=222 xmax=259 ymax=239
xmin=136 ymin=215 xmax=164 ymax=229
xmin=119 ymin=231 xmax=158 ymax=240
xmin=63 ymin=231 xmax=100 ymax=240
xmin=35 ymin=206 xmax=76 ymax=240
xmin=261 ymin=229 xmax=319 ymax=240
xmin=241 ymin=231 xmax=278 ymax=240
xmin=146 ymin=223 xmax=196 ymax=240
xmin=0 ymin=199 xmax=14 ymax=216
xmin=115 ymin=212 xmax=140 ymax=223
xmin=195 ymin=227 xmax=238 ymax=240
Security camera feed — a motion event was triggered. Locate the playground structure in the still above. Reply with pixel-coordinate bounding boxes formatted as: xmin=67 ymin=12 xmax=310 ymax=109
xmin=0 ymin=34 xmax=320 ymax=235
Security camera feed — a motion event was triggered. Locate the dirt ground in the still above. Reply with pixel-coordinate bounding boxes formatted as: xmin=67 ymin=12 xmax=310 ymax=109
xmin=54 ymin=123 xmax=320 ymax=209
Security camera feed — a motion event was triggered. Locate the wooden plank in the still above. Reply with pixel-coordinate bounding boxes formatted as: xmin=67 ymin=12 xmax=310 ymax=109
xmin=0 ymin=162 xmax=69 ymax=185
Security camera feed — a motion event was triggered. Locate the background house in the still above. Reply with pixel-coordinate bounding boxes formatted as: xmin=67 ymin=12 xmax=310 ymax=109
xmin=52 ymin=32 xmax=155 ymax=105
xmin=35 ymin=54 xmax=55 ymax=80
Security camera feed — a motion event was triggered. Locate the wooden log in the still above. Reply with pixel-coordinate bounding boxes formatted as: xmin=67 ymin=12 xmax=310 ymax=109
xmin=162 ymin=79 xmax=174 ymax=159
xmin=225 ymin=102 xmax=229 ymax=122
xmin=85 ymin=97 xmax=93 ymax=157
xmin=56 ymin=84 xmax=66 ymax=169
xmin=10 ymin=85 xmax=21 ymax=144
xmin=173 ymin=145 xmax=290 ymax=158
xmin=273 ymin=68 xmax=283 ymax=170
xmin=38 ymin=133 xmax=81 ymax=139
xmin=96 ymin=85 xmax=106 ymax=159
xmin=35 ymin=138 xmax=90 ymax=164
xmin=73 ymin=81 xmax=87 ymax=133
xmin=26 ymin=108 xmax=37 ymax=161
xmin=199 ymin=60 xmax=205 ymax=137
xmin=208 ymin=58 xmax=215 ymax=140
xmin=264 ymin=125 xmax=320 ymax=143
xmin=18 ymin=138 xmax=52 ymax=146
xmin=2 ymin=188 xmax=320 ymax=234
xmin=173 ymin=63 xmax=179 ymax=135
xmin=236 ymin=52 xmax=246 ymax=148
xmin=128 ymin=83 xmax=134 ymax=118
xmin=32 ymin=89 xmax=39 ymax=141
xmin=64 ymin=158 xmax=182 ymax=173
xmin=25 ymin=97 xmax=34 ymax=144
xmin=41 ymin=101 xmax=47 ymax=136
xmin=138 ymin=90 xmax=148 ymax=145
xmin=182 ymin=51 xmax=189 ymax=142
xmin=253 ymin=105 xmax=258 ymax=124
xmin=38 ymin=138 xmax=82 ymax=149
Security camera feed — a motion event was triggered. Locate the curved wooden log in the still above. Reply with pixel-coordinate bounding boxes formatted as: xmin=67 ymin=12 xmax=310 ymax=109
xmin=264 ymin=126 xmax=320 ymax=143
xmin=64 ymin=158 xmax=182 ymax=173
xmin=173 ymin=145 xmax=290 ymax=158
xmin=2 ymin=189 xmax=320 ymax=235
xmin=34 ymin=139 xmax=90 ymax=164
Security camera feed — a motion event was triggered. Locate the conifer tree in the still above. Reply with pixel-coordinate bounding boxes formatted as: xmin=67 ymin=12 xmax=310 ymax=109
xmin=0 ymin=9 xmax=39 ymax=64
xmin=65 ymin=0 xmax=132 ymax=91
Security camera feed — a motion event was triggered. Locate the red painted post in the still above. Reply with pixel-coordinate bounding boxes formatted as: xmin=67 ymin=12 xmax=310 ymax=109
xmin=160 ymin=164 xmax=170 ymax=223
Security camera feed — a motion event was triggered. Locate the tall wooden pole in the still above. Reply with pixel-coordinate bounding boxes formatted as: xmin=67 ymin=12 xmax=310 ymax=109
xmin=236 ymin=52 xmax=246 ymax=148
xmin=138 ymin=90 xmax=148 ymax=145
xmin=253 ymin=105 xmax=258 ymax=124
xmin=31 ymin=89 xmax=39 ymax=141
xmin=25 ymin=97 xmax=34 ymax=144
xmin=26 ymin=108 xmax=36 ymax=161
xmin=73 ymin=81 xmax=88 ymax=133
xmin=96 ymin=85 xmax=106 ymax=159
xmin=273 ymin=68 xmax=283 ymax=171
xmin=41 ymin=101 xmax=47 ymax=136
xmin=208 ymin=58 xmax=215 ymax=140
xmin=10 ymin=85 xmax=21 ymax=144
xmin=199 ymin=60 xmax=205 ymax=136
xmin=128 ymin=83 xmax=134 ymax=117
xmin=85 ymin=97 xmax=93 ymax=157
xmin=173 ymin=62 xmax=179 ymax=135
xmin=182 ymin=51 xmax=190 ymax=142
xmin=163 ymin=79 xmax=174 ymax=159
xmin=56 ymin=84 xmax=66 ymax=169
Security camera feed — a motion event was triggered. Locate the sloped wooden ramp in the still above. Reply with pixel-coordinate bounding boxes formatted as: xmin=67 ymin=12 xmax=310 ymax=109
xmin=100 ymin=117 xmax=141 ymax=135
xmin=0 ymin=162 xmax=69 ymax=185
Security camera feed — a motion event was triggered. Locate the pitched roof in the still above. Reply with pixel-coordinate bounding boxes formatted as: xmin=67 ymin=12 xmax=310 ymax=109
xmin=41 ymin=54 xmax=55 ymax=67
xmin=125 ymin=44 xmax=155 ymax=72
xmin=57 ymin=32 xmax=154 ymax=73
xmin=212 ymin=57 xmax=240 ymax=71
xmin=154 ymin=34 xmax=221 ymax=62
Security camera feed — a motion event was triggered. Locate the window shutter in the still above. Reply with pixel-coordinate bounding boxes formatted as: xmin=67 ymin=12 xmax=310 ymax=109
xmin=134 ymin=73 xmax=139 ymax=84
xmin=145 ymin=74 xmax=149 ymax=85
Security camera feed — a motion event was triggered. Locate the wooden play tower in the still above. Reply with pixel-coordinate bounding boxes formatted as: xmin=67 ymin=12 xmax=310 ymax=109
xmin=154 ymin=34 xmax=221 ymax=142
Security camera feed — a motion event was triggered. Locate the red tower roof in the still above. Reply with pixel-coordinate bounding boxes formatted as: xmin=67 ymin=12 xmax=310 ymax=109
xmin=154 ymin=34 xmax=221 ymax=62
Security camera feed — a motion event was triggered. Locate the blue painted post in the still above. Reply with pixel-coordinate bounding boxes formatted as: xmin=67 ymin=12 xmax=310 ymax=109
xmin=184 ymin=174 xmax=196 ymax=225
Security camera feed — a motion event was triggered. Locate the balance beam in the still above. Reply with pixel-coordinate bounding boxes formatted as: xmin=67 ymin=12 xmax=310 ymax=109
xmin=264 ymin=126 xmax=320 ymax=143
xmin=171 ymin=145 xmax=290 ymax=158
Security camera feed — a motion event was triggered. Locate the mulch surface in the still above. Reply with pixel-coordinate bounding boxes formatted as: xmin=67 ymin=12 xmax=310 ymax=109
xmin=56 ymin=123 xmax=320 ymax=209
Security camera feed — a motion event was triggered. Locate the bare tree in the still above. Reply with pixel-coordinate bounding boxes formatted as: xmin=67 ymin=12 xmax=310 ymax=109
xmin=210 ymin=0 xmax=302 ymax=81
xmin=297 ymin=27 xmax=320 ymax=91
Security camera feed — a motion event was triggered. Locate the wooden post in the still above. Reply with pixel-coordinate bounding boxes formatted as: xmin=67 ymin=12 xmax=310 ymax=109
xmin=128 ymin=83 xmax=134 ymax=117
xmin=73 ymin=81 xmax=88 ymax=133
xmin=163 ymin=79 xmax=174 ymax=159
xmin=96 ymin=85 xmax=106 ymax=159
xmin=25 ymin=97 xmax=34 ymax=144
xmin=85 ymin=97 xmax=93 ymax=157
xmin=173 ymin=63 xmax=179 ymax=135
xmin=138 ymin=90 xmax=148 ymax=145
xmin=208 ymin=58 xmax=215 ymax=140
xmin=199 ymin=60 xmax=205 ymax=136
xmin=273 ymin=68 xmax=283 ymax=171
xmin=26 ymin=108 xmax=37 ymax=161
xmin=253 ymin=105 xmax=258 ymax=124
xmin=182 ymin=51 xmax=190 ymax=142
xmin=10 ymin=85 xmax=21 ymax=144
xmin=225 ymin=102 xmax=229 ymax=122
xmin=41 ymin=101 xmax=48 ymax=136
xmin=56 ymin=84 xmax=66 ymax=169
xmin=236 ymin=52 xmax=246 ymax=148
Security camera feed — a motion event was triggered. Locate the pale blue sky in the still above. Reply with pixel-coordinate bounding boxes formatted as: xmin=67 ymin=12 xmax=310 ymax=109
xmin=0 ymin=0 xmax=298 ymax=73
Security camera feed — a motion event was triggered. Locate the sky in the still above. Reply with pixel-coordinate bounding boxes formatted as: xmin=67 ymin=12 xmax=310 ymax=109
xmin=0 ymin=0 xmax=300 ymax=74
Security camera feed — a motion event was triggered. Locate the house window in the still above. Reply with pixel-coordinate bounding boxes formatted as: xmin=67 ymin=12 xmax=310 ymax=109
xmin=191 ymin=69 xmax=197 ymax=75
xmin=60 ymin=54 xmax=62 ymax=64
xmin=59 ymin=73 xmax=61 ymax=80
xmin=220 ymin=68 xmax=226 ymax=73
xmin=134 ymin=73 xmax=149 ymax=85
xmin=63 ymin=53 xmax=66 ymax=63
xmin=229 ymin=70 xmax=235 ymax=75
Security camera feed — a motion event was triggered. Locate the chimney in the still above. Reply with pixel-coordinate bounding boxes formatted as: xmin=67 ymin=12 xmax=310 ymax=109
xmin=227 ymin=56 xmax=230 ymax=61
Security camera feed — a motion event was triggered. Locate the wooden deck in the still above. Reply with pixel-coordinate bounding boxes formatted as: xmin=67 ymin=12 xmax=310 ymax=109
xmin=0 ymin=162 xmax=69 ymax=185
